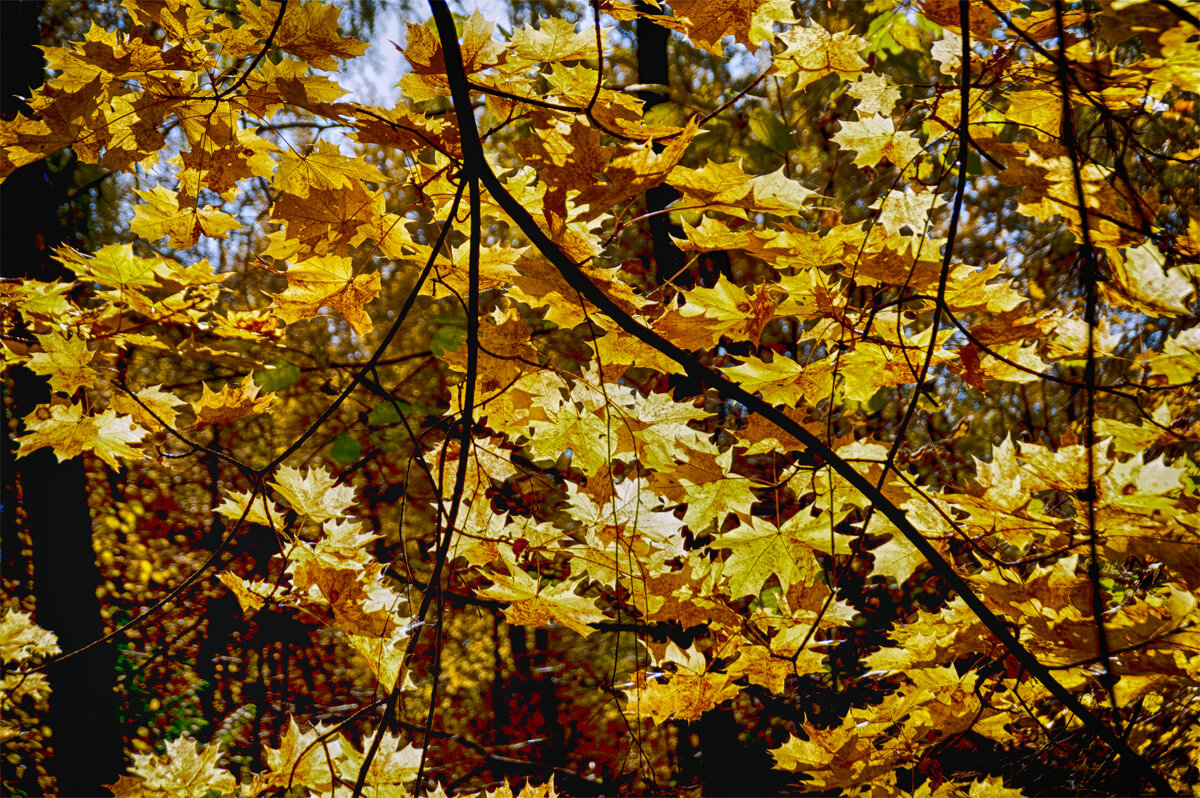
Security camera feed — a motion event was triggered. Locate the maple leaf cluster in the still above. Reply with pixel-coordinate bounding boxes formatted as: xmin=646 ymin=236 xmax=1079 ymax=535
xmin=1 ymin=0 xmax=1197 ymax=795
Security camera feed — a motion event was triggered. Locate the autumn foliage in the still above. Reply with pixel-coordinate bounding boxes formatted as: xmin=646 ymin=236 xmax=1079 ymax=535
xmin=1 ymin=0 xmax=1198 ymax=795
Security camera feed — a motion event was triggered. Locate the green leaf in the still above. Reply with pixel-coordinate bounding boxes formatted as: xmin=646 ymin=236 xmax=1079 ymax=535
xmin=864 ymin=13 xmax=904 ymax=56
xmin=646 ymin=101 xmax=688 ymax=129
xmin=748 ymin=107 xmax=794 ymax=154
xmin=367 ymin=401 xmax=408 ymax=426
xmin=252 ymin=358 xmax=300 ymax=391
xmin=864 ymin=387 xmax=890 ymax=414
xmin=330 ymin=433 xmax=361 ymax=465
xmin=750 ymin=584 xmax=784 ymax=613
xmin=431 ymin=320 xmax=468 ymax=356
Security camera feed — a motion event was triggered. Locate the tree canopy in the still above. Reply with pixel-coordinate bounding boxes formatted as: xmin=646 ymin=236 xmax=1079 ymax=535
xmin=1 ymin=0 xmax=1198 ymax=796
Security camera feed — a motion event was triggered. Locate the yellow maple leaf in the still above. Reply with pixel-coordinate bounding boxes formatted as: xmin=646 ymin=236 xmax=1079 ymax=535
xmin=27 ymin=332 xmax=95 ymax=395
xmin=848 ymin=72 xmax=903 ymax=116
xmin=290 ymin=550 xmax=394 ymax=637
xmin=177 ymin=125 xmax=279 ymax=197
xmin=216 ymin=572 xmax=269 ymax=616
xmin=727 ymin=643 xmax=824 ymax=693
xmin=871 ymin=187 xmax=946 ymax=235
xmin=621 ymin=389 xmax=718 ymax=472
xmin=588 ymin=330 xmax=686 ymax=377
xmin=1096 ymin=403 xmax=1174 ymax=452
xmin=631 ymin=668 xmax=739 ymax=723
xmin=344 ymin=631 xmax=407 ymax=691
xmin=215 ymin=487 xmax=288 ymax=529
xmin=1005 ymin=88 xmax=1062 ymax=137
xmin=676 ymin=449 xmax=760 ymax=530
xmin=478 ymin=570 xmax=605 ymax=637
xmin=564 ymin=477 xmax=685 ymax=559
xmin=972 ymin=436 xmax=1043 ymax=513
xmin=1145 ymin=22 xmax=1200 ymax=95
xmin=1146 ymin=326 xmax=1200 ymax=384
xmin=973 ymin=340 xmax=1049 ymax=384
xmin=237 ymin=0 xmax=368 ymax=71
xmin=17 ymin=403 xmax=146 ymax=468
xmin=943 ymin=260 xmax=1027 ymax=313
xmin=339 ymin=731 xmax=424 ymax=787
xmin=733 ymin=405 xmax=818 ymax=455
xmin=111 ymin=384 xmax=187 ymax=431
xmin=8 ymin=280 xmax=73 ymax=321
xmin=574 ymin=117 xmax=700 ymax=214
xmin=270 ymin=464 xmax=357 ymax=523
xmin=773 ymin=22 xmax=867 ymax=88
xmin=920 ymin=0 xmax=1012 ymax=38
xmin=271 ymin=140 xmax=386 ymax=200
xmin=749 ymin=166 xmax=818 ymax=214
xmin=1102 ymin=241 xmax=1196 ymax=316
xmin=931 ymin=30 xmax=963 ymax=74
xmin=280 ymin=522 xmax=411 ymax=689
xmin=130 ymin=185 xmax=240 ymax=249
xmin=267 ymin=253 xmax=380 ymax=336
xmin=833 ymin=114 xmax=925 ymax=169
xmin=189 ymin=377 xmax=274 ymax=427
xmin=254 ymin=717 xmax=338 ymax=794
xmin=510 ymin=16 xmax=601 ymax=62
xmin=514 ymin=115 xmax=615 ymax=222
xmin=0 ymin=78 xmax=105 ymax=179
xmin=267 ymin=182 xmax=379 ymax=258
xmin=668 ymin=0 xmax=797 ymax=55
xmin=668 ymin=158 xmax=753 ymax=208
xmin=55 ymin=243 xmax=160 ymax=289
xmin=624 ymin=641 xmax=738 ymax=722
xmin=716 ymin=515 xmax=810 ymax=597
xmin=868 ymin=533 xmax=927 ymax=585
xmin=0 ymin=610 xmax=61 ymax=662
xmin=722 ymin=353 xmax=836 ymax=406
xmin=770 ymin=716 xmax=905 ymax=787
xmin=525 ymin=391 xmax=611 ymax=476
xmin=128 ymin=737 xmax=237 ymax=796
xmin=834 ymin=338 xmax=955 ymax=402
xmin=93 ymin=410 xmax=151 ymax=468
xmin=675 ymin=274 xmax=779 ymax=347
xmin=441 ymin=306 xmax=539 ymax=398
xmin=402 ymin=10 xmax=503 ymax=86
xmin=250 ymin=721 xmax=326 ymax=792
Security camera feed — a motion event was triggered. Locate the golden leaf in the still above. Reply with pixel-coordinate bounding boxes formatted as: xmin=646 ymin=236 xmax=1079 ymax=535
xmin=833 ymin=114 xmax=924 ymax=169
xmin=238 ymin=0 xmax=368 ymax=71
xmin=17 ymin=404 xmax=146 ymax=468
xmin=668 ymin=0 xmax=797 ymax=55
xmin=270 ymin=464 xmax=357 ymax=523
xmin=773 ymin=23 xmax=867 ymax=87
xmin=478 ymin=569 xmax=606 ymax=637
xmin=216 ymin=572 xmax=269 ymax=616
xmin=130 ymin=185 xmax=240 ymax=249
xmin=1103 ymin=241 xmax=1196 ymax=316
xmin=267 ymin=253 xmax=380 ymax=336
xmin=190 ymin=377 xmax=275 ymax=427
xmin=27 ymin=333 xmax=95 ymax=395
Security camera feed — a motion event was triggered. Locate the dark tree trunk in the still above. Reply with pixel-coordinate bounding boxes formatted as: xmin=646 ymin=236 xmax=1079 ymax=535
xmin=2 ymin=2 xmax=125 ymax=793
xmin=18 ymin=437 xmax=125 ymax=796
xmin=636 ymin=6 xmax=715 ymax=401
xmin=636 ymin=4 xmax=686 ymax=288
